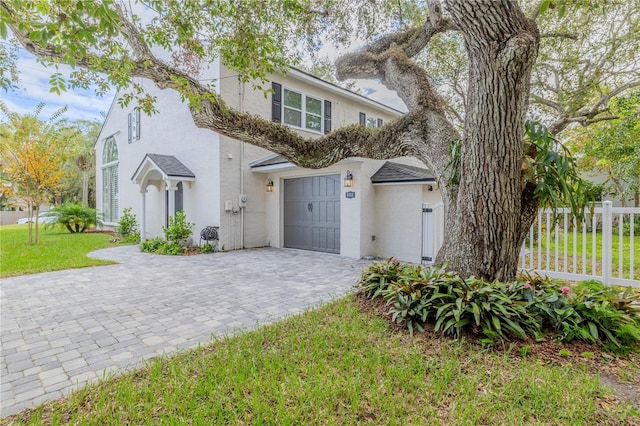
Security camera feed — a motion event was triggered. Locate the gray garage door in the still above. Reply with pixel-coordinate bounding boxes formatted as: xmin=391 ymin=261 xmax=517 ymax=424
xmin=284 ymin=175 xmax=340 ymax=254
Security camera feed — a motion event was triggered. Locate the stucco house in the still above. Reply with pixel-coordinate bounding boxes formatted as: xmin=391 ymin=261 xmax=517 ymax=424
xmin=95 ymin=64 xmax=442 ymax=263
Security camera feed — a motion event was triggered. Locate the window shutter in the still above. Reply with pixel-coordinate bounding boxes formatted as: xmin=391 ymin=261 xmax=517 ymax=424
xmin=377 ymin=118 xmax=383 ymax=127
xmin=128 ymin=113 xmax=132 ymax=143
xmin=136 ymin=110 xmax=141 ymax=139
xmin=323 ymin=100 xmax=332 ymax=134
xmin=359 ymin=112 xmax=366 ymax=125
xmin=271 ymin=82 xmax=282 ymax=123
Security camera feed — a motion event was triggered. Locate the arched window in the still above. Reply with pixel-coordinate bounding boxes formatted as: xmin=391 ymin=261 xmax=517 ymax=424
xmin=102 ymin=137 xmax=119 ymax=223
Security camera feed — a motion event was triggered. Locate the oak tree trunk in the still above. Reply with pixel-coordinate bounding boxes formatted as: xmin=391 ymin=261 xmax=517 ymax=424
xmin=435 ymin=1 xmax=539 ymax=281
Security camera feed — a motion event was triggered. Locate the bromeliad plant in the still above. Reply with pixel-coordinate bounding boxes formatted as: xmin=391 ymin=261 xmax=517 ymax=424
xmin=358 ymin=260 xmax=640 ymax=352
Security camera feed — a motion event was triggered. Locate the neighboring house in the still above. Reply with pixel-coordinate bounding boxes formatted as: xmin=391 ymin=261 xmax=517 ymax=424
xmin=95 ymin=65 xmax=442 ymax=263
xmin=579 ymin=170 xmax=638 ymax=208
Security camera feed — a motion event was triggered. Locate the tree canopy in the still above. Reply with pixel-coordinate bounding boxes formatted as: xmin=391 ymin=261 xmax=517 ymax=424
xmin=0 ymin=103 xmax=66 ymax=243
xmin=568 ymin=90 xmax=640 ymax=207
xmin=1 ymin=0 xmax=638 ymax=280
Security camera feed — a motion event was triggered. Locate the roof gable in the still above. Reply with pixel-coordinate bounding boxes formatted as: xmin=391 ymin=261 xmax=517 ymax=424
xmin=131 ymin=153 xmax=195 ymax=183
xmin=370 ymin=161 xmax=435 ymax=184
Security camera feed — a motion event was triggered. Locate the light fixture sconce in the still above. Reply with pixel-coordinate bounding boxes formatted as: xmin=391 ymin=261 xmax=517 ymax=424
xmin=344 ymin=170 xmax=354 ymax=188
xmin=428 ymin=185 xmax=433 ymax=192
xmin=266 ymin=178 xmax=275 ymax=192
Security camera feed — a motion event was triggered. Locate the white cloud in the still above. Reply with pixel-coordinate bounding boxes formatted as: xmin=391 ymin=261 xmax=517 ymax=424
xmin=3 ymin=51 xmax=114 ymax=122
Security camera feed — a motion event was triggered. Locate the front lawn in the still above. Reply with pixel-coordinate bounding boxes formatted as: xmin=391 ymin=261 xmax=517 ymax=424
xmin=523 ymin=230 xmax=640 ymax=279
xmin=0 ymin=224 xmax=122 ymax=277
xmin=3 ymin=297 xmax=637 ymax=425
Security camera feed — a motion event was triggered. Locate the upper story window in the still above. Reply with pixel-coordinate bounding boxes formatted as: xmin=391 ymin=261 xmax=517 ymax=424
xmin=128 ymin=110 xmax=141 ymax=143
xmin=359 ymin=112 xmax=384 ymax=129
xmin=272 ymin=82 xmax=332 ymax=134
xmin=283 ymin=88 xmax=323 ymax=133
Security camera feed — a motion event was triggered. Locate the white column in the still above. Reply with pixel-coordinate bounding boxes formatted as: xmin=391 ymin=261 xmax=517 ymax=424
xmin=166 ymin=180 xmax=178 ymax=222
xmin=140 ymin=189 xmax=147 ymax=243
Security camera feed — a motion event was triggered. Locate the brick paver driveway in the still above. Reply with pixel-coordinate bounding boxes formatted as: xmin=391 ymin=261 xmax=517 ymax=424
xmin=0 ymin=246 xmax=368 ymax=417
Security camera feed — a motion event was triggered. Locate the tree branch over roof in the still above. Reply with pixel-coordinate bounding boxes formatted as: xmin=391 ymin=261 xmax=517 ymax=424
xmin=334 ymin=0 xmax=459 ymax=174
xmin=1 ymin=0 xmax=455 ymax=172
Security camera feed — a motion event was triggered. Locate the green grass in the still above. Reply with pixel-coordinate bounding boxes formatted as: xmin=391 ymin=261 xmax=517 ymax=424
xmin=523 ymin=230 xmax=640 ymax=279
xmin=0 ymin=224 xmax=122 ymax=277
xmin=4 ymin=297 xmax=636 ymax=425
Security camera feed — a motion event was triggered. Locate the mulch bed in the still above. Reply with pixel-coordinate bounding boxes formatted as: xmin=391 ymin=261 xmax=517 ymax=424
xmin=84 ymin=229 xmax=118 ymax=237
xmin=355 ymin=292 xmax=640 ymax=409
xmin=84 ymin=231 xmax=207 ymax=256
xmin=181 ymin=247 xmax=204 ymax=256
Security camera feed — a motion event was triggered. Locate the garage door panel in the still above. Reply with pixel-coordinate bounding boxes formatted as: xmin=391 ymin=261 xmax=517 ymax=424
xmin=284 ymin=175 xmax=340 ymax=254
xmin=319 ymin=227 xmax=327 ymax=249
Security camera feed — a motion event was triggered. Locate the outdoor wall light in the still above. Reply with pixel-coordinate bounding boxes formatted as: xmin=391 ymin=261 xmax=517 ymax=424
xmin=266 ymin=178 xmax=275 ymax=192
xmin=344 ymin=170 xmax=354 ymax=188
xmin=428 ymin=185 xmax=433 ymax=192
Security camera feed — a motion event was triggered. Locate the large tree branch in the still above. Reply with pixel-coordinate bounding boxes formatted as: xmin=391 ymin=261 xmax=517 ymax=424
xmin=530 ymin=94 xmax=564 ymax=113
xmin=549 ymin=79 xmax=640 ymax=134
xmin=540 ymin=32 xmax=578 ymax=40
xmin=590 ymin=79 xmax=640 ymax=114
xmin=2 ymin=0 xmax=438 ymax=171
xmin=334 ymin=0 xmax=460 ymax=175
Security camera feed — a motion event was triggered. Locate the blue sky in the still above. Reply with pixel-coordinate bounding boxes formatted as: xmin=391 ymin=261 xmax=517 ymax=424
xmin=3 ymin=44 xmax=405 ymax=124
xmin=3 ymin=49 xmax=115 ymax=123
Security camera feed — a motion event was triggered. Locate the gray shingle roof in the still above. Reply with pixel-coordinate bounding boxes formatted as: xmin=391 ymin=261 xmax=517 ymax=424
xmin=145 ymin=154 xmax=195 ymax=178
xmin=249 ymin=154 xmax=290 ymax=168
xmin=370 ymin=161 xmax=435 ymax=184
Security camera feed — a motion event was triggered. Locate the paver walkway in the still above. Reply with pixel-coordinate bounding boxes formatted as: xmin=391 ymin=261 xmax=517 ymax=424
xmin=0 ymin=246 xmax=368 ymax=417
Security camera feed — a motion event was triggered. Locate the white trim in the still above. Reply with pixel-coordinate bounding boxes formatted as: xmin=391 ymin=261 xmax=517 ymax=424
xmin=93 ymin=96 xmax=120 ymax=148
xmin=250 ymin=157 xmax=364 ymax=173
xmin=248 ymin=153 xmax=281 ymax=166
xmin=362 ymin=113 xmax=382 ymax=128
xmin=373 ymin=181 xmax=436 ymax=186
xmin=131 ymin=156 xmax=196 ymax=184
xmin=288 ymin=68 xmax=404 ymax=116
xmin=251 ymin=163 xmax=297 ymax=173
xmin=282 ymin=86 xmax=323 ymax=134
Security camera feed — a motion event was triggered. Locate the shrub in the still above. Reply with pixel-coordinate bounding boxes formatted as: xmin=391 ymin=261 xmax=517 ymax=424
xmin=162 ymin=211 xmax=194 ymax=246
xmin=357 ymin=261 xmax=640 ymax=351
xmin=157 ymin=242 xmax=183 ymax=255
xmin=140 ymin=239 xmax=182 ymax=255
xmin=116 ymin=207 xmax=140 ymax=242
xmin=45 ymin=203 xmax=102 ymax=233
xmin=141 ymin=237 xmax=164 ymax=253
xmin=613 ymin=215 xmax=640 ymax=236
xmin=200 ymin=242 xmax=214 ymax=253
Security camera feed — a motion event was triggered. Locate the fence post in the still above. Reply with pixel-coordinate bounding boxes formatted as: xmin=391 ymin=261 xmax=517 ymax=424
xmin=602 ymin=201 xmax=613 ymax=286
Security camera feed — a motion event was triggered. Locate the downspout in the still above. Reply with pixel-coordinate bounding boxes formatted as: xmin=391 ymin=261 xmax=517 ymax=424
xmin=239 ymin=79 xmax=245 ymax=248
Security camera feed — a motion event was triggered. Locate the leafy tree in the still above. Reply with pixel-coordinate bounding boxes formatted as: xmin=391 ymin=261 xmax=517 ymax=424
xmin=57 ymin=120 xmax=101 ymax=207
xmin=2 ymin=1 xmax=639 ymax=279
xmin=0 ymin=103 xmax=65 ymax=243
xmin=568 ymin=91 xmax=640 ymax=207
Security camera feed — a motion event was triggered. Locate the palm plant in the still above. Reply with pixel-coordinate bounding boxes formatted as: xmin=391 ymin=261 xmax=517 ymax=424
xmin=45 ymin=203 xmax=102 ymax=233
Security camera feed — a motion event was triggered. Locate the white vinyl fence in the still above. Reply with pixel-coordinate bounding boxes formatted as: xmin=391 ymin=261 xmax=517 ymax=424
xmin=422 ymin=201 xmax=639 ymax=288
xmin=520 ymin=201 xmax=638 ymax=287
